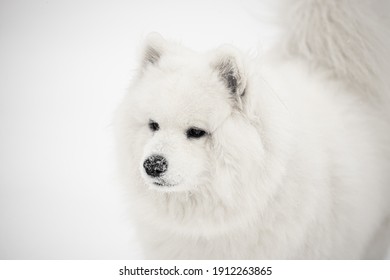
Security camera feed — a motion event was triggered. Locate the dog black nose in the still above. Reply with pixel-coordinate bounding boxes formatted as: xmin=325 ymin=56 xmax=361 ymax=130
xmin=143 ymin=155 xmax=168 ymax=177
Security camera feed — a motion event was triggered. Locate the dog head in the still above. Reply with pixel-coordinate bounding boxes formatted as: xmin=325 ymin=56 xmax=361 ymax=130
xmin=120 ymin=33 xmax=254 ymax=192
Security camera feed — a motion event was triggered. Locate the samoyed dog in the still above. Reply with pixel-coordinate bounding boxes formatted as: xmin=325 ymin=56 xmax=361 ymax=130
xmin=116 ymin=0 xmax=390 ymax=259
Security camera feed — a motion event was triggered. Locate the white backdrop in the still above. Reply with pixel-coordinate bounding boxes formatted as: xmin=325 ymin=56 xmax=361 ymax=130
xmin=0 ymin=0 xmax=388 ymax=260
xmin=0 ymin=0 xmax=279 ymax=259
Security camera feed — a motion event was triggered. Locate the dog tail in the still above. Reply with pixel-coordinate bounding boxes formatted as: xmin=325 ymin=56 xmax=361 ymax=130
xmin=279 ymin=0 xmax=389 ymax=99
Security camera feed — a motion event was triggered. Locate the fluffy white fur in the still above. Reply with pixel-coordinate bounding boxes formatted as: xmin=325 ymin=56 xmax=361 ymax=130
xmin=116 ymin=0 xmax=390 ymax=259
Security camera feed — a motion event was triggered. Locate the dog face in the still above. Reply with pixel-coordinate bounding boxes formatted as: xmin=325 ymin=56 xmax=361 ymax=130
xmin=120 ymin=33 xmax=248 ymax=193
xmin=136 ymin=67 xmax=230 ymax=191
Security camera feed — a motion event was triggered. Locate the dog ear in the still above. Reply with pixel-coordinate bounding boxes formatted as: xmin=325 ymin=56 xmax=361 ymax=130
xmin=212 ymin=46 xmax=246 ymax=97
xmin=141 ymin=32 xmax=166 ymax=69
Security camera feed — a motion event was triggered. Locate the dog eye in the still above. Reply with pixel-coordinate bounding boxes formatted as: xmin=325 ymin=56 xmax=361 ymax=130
xmin=148 ymin=120 xmax=159 ymax=132
xmin=186 ymin=127 xmax=206 ymax=139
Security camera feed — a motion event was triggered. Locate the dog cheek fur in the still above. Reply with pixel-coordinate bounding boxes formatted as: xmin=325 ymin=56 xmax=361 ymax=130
xmin=211 ymin=114 xmax=267 ymax=211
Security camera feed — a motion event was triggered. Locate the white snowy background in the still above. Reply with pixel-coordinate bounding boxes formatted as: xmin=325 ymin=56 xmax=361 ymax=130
xmin=0 ymin=0 xmax=388 ymax=259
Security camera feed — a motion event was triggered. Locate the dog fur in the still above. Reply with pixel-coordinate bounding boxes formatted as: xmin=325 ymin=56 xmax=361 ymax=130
xmin=115 ymin=0 xmax=390 ymax=259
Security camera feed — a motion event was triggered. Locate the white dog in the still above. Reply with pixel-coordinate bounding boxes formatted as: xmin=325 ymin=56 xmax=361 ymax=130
xmin=115 ymin=0 xmax=390 ymax=259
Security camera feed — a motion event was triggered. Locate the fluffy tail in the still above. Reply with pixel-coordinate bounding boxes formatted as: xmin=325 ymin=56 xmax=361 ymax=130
xmin=280 ymin=0 xmax=389 ymax=99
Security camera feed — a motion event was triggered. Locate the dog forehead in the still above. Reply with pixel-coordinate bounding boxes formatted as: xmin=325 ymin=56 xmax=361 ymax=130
xmin=157 ymin=89 xmax=230 ymax=130
xmin=163 ymin=73 xmax=231 ymax=121
xmin=139 ymin=63 xmax=227 ymax=113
